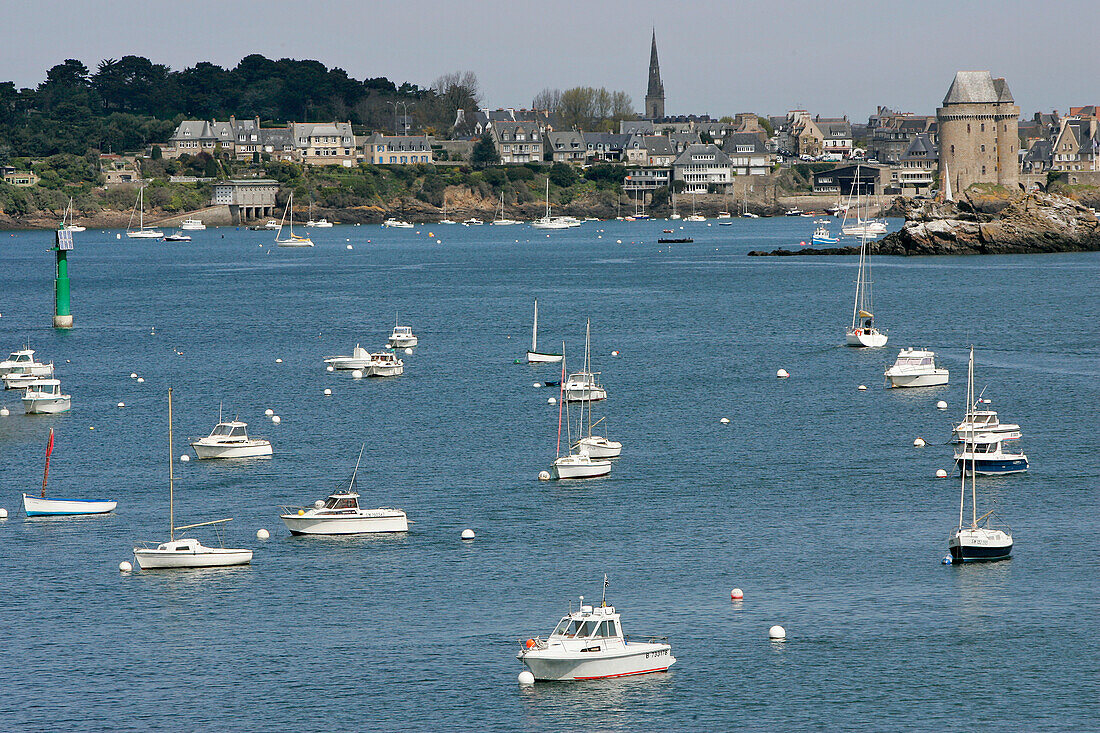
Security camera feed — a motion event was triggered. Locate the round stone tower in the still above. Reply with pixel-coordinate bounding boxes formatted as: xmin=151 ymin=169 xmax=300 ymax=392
xmin=937 ymin=71 xmax=1020 ymax=194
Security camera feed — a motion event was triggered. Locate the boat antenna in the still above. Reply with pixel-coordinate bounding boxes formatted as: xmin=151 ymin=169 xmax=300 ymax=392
xmin=351 ymin=443 xmax=366 ymax=490
xmin=556 ymin=343 xmax=566 ymax=458
xmin=168 ymin=387 xmax=175 ymax=542
xmin=601 ymin=573 xmax=608 ymax=607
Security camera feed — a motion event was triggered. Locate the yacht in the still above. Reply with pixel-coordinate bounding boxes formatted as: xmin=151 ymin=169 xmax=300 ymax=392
xmin=4 ymin=366 xmax=47 ymax=390
xmin=531 ymin=179 xmax=576 ymax=229
xmin=387 ymin=319 xmax=418 ymax=349
xmin=366 ymin=350 xmax=404 ymax=377
xmin=305 ymin=200 xmax=334 ymax=227
xmin=179 ymin=218 xmax=206 ymax=230
xmin=564 ymin=371 xmax=607 ymax=402
xmin=163 ymin=231 xmax=192 ymax=242
xmin=22 ymin=379 xmax=71 ymax=414
xmin=125 ymin=187 xmax=163 ymax=239
xmin=61 ymin=197 xmax=86 ymax=232
xmin=0 ymin=349 xmax=54 ymax=377
xmin=845 ymin=228 xmax=887 ymax=347
xmin=952 ymin=406 xmax=1022 ymax=443
xmin=526 ymin=300 xmax=563 ymax=363
xmin=954 ymin=434 xmax=1029 ymax=475
xmin=280 ymin=448 xmax=407 ymax=535
xmin=190 ymin=419 xmax=273 ymax=459
xmin=840 ymin=166 xmax=887 ymax=238
xmin=383 ymin=218 xmax=414 ymax=228
xmin=884 ymin=348 xmax=948 ymax=388
xmin=491 ymin=193 xmax=521 ymax=225
xmin=517 ymin=589 xmax=675 ymax=680
xmin=325 ymin=344 xmax=373 ymax=371
xmin=274 ymin=193 xmax=314 ymax=247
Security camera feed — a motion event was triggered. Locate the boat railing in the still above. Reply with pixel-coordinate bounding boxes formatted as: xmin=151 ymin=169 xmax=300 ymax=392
xmin=519 ymin=636 xmax=548 ymax=650
xmin=624 ymin=634 xmax=669 ymax=645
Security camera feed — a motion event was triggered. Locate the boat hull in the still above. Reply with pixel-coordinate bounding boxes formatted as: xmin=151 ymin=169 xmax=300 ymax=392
xmin=367 ymin=364 xmax=403 ymax=377
xmin=954 ymin=457 xmax=1029 ymax=475
xmin=281 ymin=512 xmax=408 ymax=535
xmin=126 ymin=230 xmax=163 ymax=239
xmin=551 ymin=458 xmax=612 ymax=479
xmin=885 ymin=372 xmax=949 ymax=388
xmin=948 ymin=530 xmax=1013 ymax=562
xmin=564 ymin=387 xmax=607 ymax=402
xmin=387 ymin=338 xmax=418 ymax=349
xmin=23 ymin=396 xmax=71 ymax=414
xmin=574 ymin=437 xmax=622 ymax=458
xmin=23 ymin=494 xmax=117 ymax=516
xmin=527 ymin=351 xmax=563 ymax=364
xmin=520 ymin=644 xmax=675 ymax=681
xmin=326 ymin=358 xmax=372 ymax=370
xmin=191 ymin=442 xmax=273 ymax=459
xmin=845 ymin=328 xmax=888 ymax=348
xmin=133 ymin=548 xmax=252 ymax=569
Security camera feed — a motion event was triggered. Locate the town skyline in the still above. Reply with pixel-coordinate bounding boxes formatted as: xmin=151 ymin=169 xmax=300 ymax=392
xmin=5 ymin=0 xmax=1097 ymax=120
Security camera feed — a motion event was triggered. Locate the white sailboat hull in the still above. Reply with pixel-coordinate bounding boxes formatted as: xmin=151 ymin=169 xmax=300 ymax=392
xmin=126 ymin=230 xmax=163 ymax=239
xmin=191 ymin=440 xmax=273 ymax=459
xmin=133 ymin=547 xmax=252 ymax=569
xmin=845 ymin=328 xmax=888 ymax=348
xmin=574 ymin=436 xmax=622 ymax=458
xmin=281 ymin=510 xmax=408 ymax=535
xmin=949 ymin=527 xmax=1012 ymax=562
xmin=527 ymin=351 xmax=563 ymax=364
xmin=551 ymin=455 xmax=612 ymax=479
xmin=23 ymin=494 xmax=117 ymax=516
xmin=276 ymin=239 xmax=314 ymax=247
xmin=520 ymin=643 xmax=675 ymax=680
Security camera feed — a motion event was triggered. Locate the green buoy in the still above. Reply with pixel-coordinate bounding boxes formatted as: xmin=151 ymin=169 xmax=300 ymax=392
xmin=53 ymin=229 xmax=73 ymax=329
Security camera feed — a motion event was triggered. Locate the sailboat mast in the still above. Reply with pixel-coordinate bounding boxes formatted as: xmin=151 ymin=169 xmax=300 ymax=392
xmin=969 ymin=347 xmax=978 ymax=528
xmin=168 ymin=387 xmax=175 ymax=541
xmin=42 ymin=427 xmax=53 ymax=498
xmin=352 ymin=443 xmax=365 ymax=487
xmin=851 ymin=235 xmax=865 ymax=329
xmin=532 ymin=300 xmax=539 ymax=353
xmin=556 ymin=344 xmax=565 ymax=457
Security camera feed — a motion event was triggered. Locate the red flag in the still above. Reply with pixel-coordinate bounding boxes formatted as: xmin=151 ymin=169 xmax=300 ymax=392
xmin=45 ymin=428 xmax=54 ymax=458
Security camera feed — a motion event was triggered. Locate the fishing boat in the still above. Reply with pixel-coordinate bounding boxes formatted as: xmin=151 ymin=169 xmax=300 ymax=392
xmin=179 ymin=218 xmax=205 ymax=230
xmin=133 ymin=389 xmax=252 ymax=570
xmin=275 ymin=193 xmax=314 ymax=247
xmin=884 ymin=348 xmax=948 ymax=388
xmin=22 ymin=429 xmax=117 ymax=516
xmin=811 ymin=222 xmax=838 ymax=245
xmin=517 ymin=582 xmax=675 ymax=680
xmin=387 ymin=317 xmax=418 ymax=348
xmin=550 ymin=349 xmax=611 ymax=480
xmin=383 ymin=218 xmax=414 ymax=228
xmin=366 ymin=350 xmax=404 ymax=377
xmin=947 ymin=347 xmax=1014 ymax=562
xmin=61 ymin=197 xmax=86 ymax=232
xmin=954 ymin=434 xmax=1029 ymax=475
xmin=125 ymin=187 xmax=163 ymax=239
xmin=526 ymin=300 xmax=563 ymax=363
xmin=844 ymin=228 xmax=887 ymax=347
xmin=190 ymin=416 xmax=273 ymax=459
xmin=491 ymin=192 xmax=521 ymax=225
xmin=325 ymin=344 xmax=373 ymax=371
xmin=305 ymin=199 xmax=334 ymax=227
xmin=22 ymin=379 xmax=71 ymax=414
xmin=280 ymin=446 xmax=408 ymax=535
xmin=0 ymin=349 xmax=54 ymax=377
xmin=563 ymin=321 xmax=607 ymax=403
xmin=163 ymin=231 xmax=192 ymax=242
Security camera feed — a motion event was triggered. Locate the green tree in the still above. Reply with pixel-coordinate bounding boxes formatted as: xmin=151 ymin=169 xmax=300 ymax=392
xmin=548 ymin=162 xmax=577 ymax=187
xmin=471 ymin=132 xmax=499 ymax=168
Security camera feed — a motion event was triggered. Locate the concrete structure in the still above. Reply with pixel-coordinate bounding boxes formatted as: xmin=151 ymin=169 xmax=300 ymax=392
xmin=212 ymin=179 xmax=279 ymax=223
xmin=363 ymin=134 xmax=433 ymax=165
xmin=673 ymin=144 xmax=732 ymax=194
xmin=937 ymin=71 xmax=1020 ymax=193
xmin=644 ymin=31 xmax=665 ymax=120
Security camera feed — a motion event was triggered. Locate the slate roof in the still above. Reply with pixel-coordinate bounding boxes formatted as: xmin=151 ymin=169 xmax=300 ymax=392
xmin=1023 ymin=138 xmax=1052 ymax=164
xmin=582 ymin=132 xmax=629 ymax=150
xmin=545 ymin=131 xmax=584 ymax=151
xmin=643 ymin=135 xmax=675 ymax=156
xmin=673 ymin=143 xmax=733 ymax=167
xmin=901 ymin=133 xmax=938 ymax=161
xmin=621 ymin=120 xmax=656 ymax=135
xmin=365 ymin=134 xmax=432 ymax=151
xmin=943 ymin=71 xmax=1014 ymax=105
xmin=722 ymin=133 xmax=768 ymax=154
xmin=816 ymin=120 xmax=852 ymax=138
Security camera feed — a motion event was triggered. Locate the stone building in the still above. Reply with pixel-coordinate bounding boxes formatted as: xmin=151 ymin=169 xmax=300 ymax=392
xmin=644 ymin=31 xmax=665 ymax=120
xmin=937 ymin=71 xmax=1019 ymax=193
xmin=212 ymin=179 xmax=278 ymax=223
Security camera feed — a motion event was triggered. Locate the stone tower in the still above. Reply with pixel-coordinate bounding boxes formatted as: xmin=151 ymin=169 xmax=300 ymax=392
xmin=937 ymin=71 xmax=1020 ymax=194
xmin=645 ymin=30 xmax=665 ymax=120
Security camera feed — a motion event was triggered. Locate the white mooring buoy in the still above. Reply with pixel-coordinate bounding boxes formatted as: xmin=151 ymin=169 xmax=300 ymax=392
xmin=776 ymin=369 xmax=790 ymax=379
xmin=720 ymin=417 xmax=730 ymax=424
xmin=936 ymin=400 xmax=948 ymax=410
xmin=326 ymin=365 xmax=335 ymax=372
xmin=533 ymin=382 xmax=542 ymax=388
xmin=858 ymin=384 xmax=867 ymax=391
xmin=404 ymin=347 xmax=413 ymax=355
xmin=538 ymin=470 xmax=551 ymax=481
xmin=936 ymin=469 xmax=948 ymax=478
xmin=0 ymin=508 xmax=8 ymax=519
xmin=119 ymin=561 xmax=133 ymax=573
xmin=180 ymin=454 xmax=190 ymax=462
xmin=0 ymin=408 xmax=10 ymax=417
xmin=730 ymin=588 xmax=744 ymax=600
xmin=324 ymin=388 xmax=332 ymax=396
xmin=271 ymin=415 xmax=281 ymax=424
xmin=769 ymin=625 xmax=786 ymax=641
xmin=136 ymin=377 xmax=145 ymax=383
xmin=914 ymin=437 xmax=927 ymax=447
xmin=117 ymin=402 xmax=125 ymax=408
xmin=461 ymin=529 xmax=476 ymax=540
xmin=130 ymin=372 xmax=138 ymax=379
xmin=518 ymin=670 xmax=535 ymax=686
xmin=256 ymin=528 xmax=270 ymax=540
xmin=547 ymin=397 xmax=557 ymax=405
xmin=265 ymin=409 xmax=274 ymax=417
xmin=275 ymin=358 xmax=283 ymax=364
xmin=352 ymin=370 xmax=364 ymax=379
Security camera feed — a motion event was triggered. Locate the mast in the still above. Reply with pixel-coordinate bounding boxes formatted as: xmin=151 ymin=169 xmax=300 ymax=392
xmin=556 ymin=344 xmax=565 ymax=457
xmin=138 ymin=187 xmax=144 ymax=230
xmin=531 ymin=300 xmax=539 ymax=353
xmin=41 ymin=427 xmax=54 ymax=498
xmin=168 ymin=387 xmax=175 ymax=541
xmin=851 ymin=232 xmax=865 ymax=329
xmin=969 ymin=347 xmax=978 ymax=528
xmin=351 ymin=443 xmax=365 ymax=490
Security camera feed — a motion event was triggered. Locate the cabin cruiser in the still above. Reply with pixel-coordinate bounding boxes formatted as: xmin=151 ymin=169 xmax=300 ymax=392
xmin=4 ymin=365 xmax=50 ymax=390
xmin=954 ymin=434 xmax=1028 ymax=475
xmin=0 ymin=349 xmax=54 ymax=378
xmin=884 ymin=348 xmax=949 ymax=388
xmin=305 ymin=218 xmax=334 ymax=228
xmin=134 ymin=537 xmax=252 ymax=569
xmin=22 ymin=379 xmax=71 ymax=414
xmin=383 ymin=218 xmax=414 ymax=228
xmin=280 ymin=449 xmax=407 ymax=534
xmin=163 ymin=231 xmax=192 ymax=242
xmin=179 ymin=218 xmax=206 ymax=230
xmin=325 ymin=344 xmax=373 ymax=371
xmin=387 ymin=325 xmax=418 ymax=349
xmin=517 ymin=596 xmax=675 ymax=680
xmin=563 ymin=370 xmax=607 ymax=402
xmin=366 ymin=350 xmax=404 ymax=377
xmin=190 ymin=420 xmax=273 ymax=459
xmin=264 ymin=220 xmax=280 ymax=229
xmin=530 ymin=216 xmax=574 ymax=230
xmin=952 ymin=407 xmax=1022 ymax=442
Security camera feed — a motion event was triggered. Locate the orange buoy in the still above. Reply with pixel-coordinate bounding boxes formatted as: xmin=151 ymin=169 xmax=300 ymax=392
xmin=525 ymin=638 xmax=536 ymax=649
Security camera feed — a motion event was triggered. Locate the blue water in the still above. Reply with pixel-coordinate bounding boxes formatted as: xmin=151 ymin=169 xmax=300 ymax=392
xmin=1 ymin=218 xmax=1098 ymax=731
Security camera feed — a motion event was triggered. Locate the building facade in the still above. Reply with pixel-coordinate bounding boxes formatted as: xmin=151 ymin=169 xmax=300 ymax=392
xmin=491 ymin=121 xmax=543 ymax=164
xmin=673 ymin=144 xmax=732 ymax=194
xmin=211 ymin=179 xmax=279 ymax=222
xmin=937 ymin=71 xmax=1019 ymax=192
xmin=292 ymin=122 xmax=357 ymax=166
xmin=363 ymin=134 xmax=433 ymax=165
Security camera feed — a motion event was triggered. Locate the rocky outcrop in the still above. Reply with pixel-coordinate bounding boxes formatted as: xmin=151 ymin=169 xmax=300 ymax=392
xmin=749 ymin=192 xmax=1100 ymax=256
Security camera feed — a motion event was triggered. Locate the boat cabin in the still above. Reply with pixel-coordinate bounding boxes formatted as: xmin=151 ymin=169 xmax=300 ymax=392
xmin=566 ymin=371 xmax=600 ymax=386
xmin=27 ymin=379 xmax=62 ymax=396
xmin=373 ymin=351 xmax=401 ymax=364
xmin=6 ymin=350 xmax=33 ymax=364
xmin=318 ymin=491 xmax=361 ymax=513
xmin=892 ymin=353 xmax=934 ymax=368
xmin=391 ymin=326 xmax=414 ymax=338
xmin=550 ymin=606 xmax=623 ymax=641
xmin=208 ymin=421 xmax=250 ymax=441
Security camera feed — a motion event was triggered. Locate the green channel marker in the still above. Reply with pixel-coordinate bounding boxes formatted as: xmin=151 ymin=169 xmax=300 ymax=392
xmin=53 ymin=229 xmax=73 ymax=328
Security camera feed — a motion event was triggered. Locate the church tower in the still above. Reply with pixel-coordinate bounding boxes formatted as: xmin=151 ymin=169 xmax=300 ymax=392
xmin=645 ymin=30 xmax=665 ymax=120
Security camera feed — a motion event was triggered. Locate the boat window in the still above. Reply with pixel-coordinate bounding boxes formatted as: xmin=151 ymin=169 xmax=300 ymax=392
xmin=176 ymin=546 xmax=189 ymax=551
xmin=229 ymin=426 xmax=247 ymax=437
xmin=575 ymin=621 xmax=595 ymax=637
xmin=212 ymin=425 xmax=233 ymax=436
xmin=607 ymin=620 xmax=618 ymax=637
xmin=594 ymin=620 xmax=612 ymax=637
xmin=553 ymin=618 xmax=571 ymax=636
xmin=920 ymin=358 xmax=932 ymax=365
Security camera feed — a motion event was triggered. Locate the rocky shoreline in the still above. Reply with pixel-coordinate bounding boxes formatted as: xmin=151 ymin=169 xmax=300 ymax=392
xmin=748 ymin=192 xmax=1100 ymax=256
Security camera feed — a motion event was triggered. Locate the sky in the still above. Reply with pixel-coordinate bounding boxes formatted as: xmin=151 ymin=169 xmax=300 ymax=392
xmin=7 ymin=0 xmax=1096 ymax=120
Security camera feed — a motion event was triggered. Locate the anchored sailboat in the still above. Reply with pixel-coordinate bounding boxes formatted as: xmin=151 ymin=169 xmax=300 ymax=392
xmin=275 ymin=193 xmax=314 ymax=247
xmin=22 ymin=429 xmax=117 ymax=516
xmin=550 ymin=345 xmax=611 ymax=480
xmin=844 ymin=226 xmax=887 ymax=347
xmin=126 ymin=187 xmax=163 ymax=239
xmin=526 ymin=300 xmax=563 ymax=363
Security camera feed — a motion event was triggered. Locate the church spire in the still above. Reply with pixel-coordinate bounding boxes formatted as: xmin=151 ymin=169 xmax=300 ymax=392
xmin=645 ymin=29 xmax=665 ymax=120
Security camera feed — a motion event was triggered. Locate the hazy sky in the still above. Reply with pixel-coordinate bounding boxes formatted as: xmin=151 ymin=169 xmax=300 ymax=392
xmin=8 ymin=0 xmax=1095 ymax=119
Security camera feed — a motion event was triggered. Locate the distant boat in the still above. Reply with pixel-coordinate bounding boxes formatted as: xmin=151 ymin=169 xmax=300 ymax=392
xmin=532 ymin=179 xmax=576 ymax=229
xmin=684 ymin=193 xmax=705 ymax=221
xmin=526 ymin=300 xmax=563 ymax=363
xmin=275 ymin=193 xmax=314 ymax=247
xmin=844 ymin=228 xmax=887 ymax=347
xmin=61 ymin=197 xmax=86 ymax=232
xmin=305 ymin=199 xmax=334 ymax=227
xmin=133 ymin=389 xmax=253 ymax=570
xmin=0 ymin=349 xmax=53 ymax=378
xmin=179 ymin=218 xmax=205 ymax=230
xmin=439 ymin=200 xmax=457 ymax=224
xmin=163 ymin=231 xmax=191 ymax=242
xmin=23 ymin=428 xmax=117 ymax=516
xmin=563 ymin=321 xmax=607 ymax=403
xmin=491 ymin=193 xmax=521 ymax=225
xmin=884 ymin=348 xmax=948 ymax=388
xmin=840 ymin=165 xmax=887 ymax=238
xmin=190 ymin=416 xmax=273 ymax=459
xmin=325 ymin=344 xmax=373 ymax=371
xmin=125 ymin=187 xmax=163 ymax=239
xmin=22 ymin=378 xmax=70 ymax=414
xmin=383 ymin=218 xmax=414 ymax=228
xmin=550 ymin=345 xmax=611 ymax=480
xmin=811 ymin=223 xmax=838 ymax=245
xmin=387 ymin=315 xmax=418 ymax=349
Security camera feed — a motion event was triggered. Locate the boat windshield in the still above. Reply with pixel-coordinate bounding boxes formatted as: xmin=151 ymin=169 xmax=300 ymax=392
xmin=323 ymin=495 xmax=359 ymax=510
xmin=13 ymin=353 xmax=30 ymax=363
xmin=211 ymin=425 xmax=234 ymax=436
xmin=393 ymin=327 xmax=411 ymax=336
xmin=552 ymin=617 xmax=572 ymax=636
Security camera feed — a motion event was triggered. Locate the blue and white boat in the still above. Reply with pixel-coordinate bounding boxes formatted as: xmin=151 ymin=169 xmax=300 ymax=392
xmin=811 ymin=221 xmax=838 ymax=245
xmin=954 ymin=434 xmax=1028 ymax=475
xmin=22 ymin=429 xmax=117 ymax=516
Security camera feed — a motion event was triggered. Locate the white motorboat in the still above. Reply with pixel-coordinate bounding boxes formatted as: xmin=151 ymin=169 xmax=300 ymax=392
xmin=133 ymin=388 xmax=252 ymax=570
xmin=564 ymin=371 xmax=607 ymax=402
xmin=517 ymin=587 xmax=675 ymax=681
xmin=61 ymin=197 xmax=86 ymax=232
xmin=884 ymin=348 xmax=948 ymax=388
xmin=387 ymin=317 xmax=418 ymax=348
xmin=463 ymin=218 xmax=484 ymax=226
xmin=163 ymin=231 xmax=192 ymax=242
xmin=190 ymin=419 xmax=273 ymax=459
xmin=526 ymin=300 xmax=563 ymax=363
xmin=179 ymin=218 xmax=205 ymax=230
xmin=383 ymin=218 xmax=414 ymax=228
xmin=491 ymin=193 xmax=521 ymax=225
xmin=366 ymin=350 xmax=404 ymax=377
xmin=844 ymin=228 xmax=887 ymax=348
xmin=325 ymin=344 xmax=373 ymax=371
xmin=264 ymin=220 xmax=280 ymax=230
xmin=948 ymin=347 xmax=1013 ymax=563
xmin=23 ymin=429 xmax=117 ymax=516
xmin=275 ymin=193 xmax=314 ymax=247
xmin=573 ymin=434 xmax=622 ymax=459
xmin=23 ymin=379 xmax=71 ymax=414
xmin=305 ymin=200 xmax=334 ymax=227
xmin=954 ymin=434 xmax=1029 ymax=476
xmin=4 ymin=366 xmax=45 ymax=390
xmin=1 ymin=349 xmax=54 ymax=378
xmin=952 ymin=407 xmax=1022 ymax=443
xmin=280 ymin=446 xmax=408 ymax=535
xmin=125 ymin=187 xmax=163 ymax=239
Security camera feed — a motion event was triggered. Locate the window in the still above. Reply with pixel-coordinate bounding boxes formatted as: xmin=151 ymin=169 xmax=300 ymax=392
xmin=980 ymin=123 xmax=985 ymax=132
xmin=980 ymin=145 xmax=985 ymax=153
xmin=981 ymin=165 xmax=986 ymax=175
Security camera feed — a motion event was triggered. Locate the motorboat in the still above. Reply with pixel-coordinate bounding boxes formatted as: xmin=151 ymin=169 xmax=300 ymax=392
xmin=462 ymin=218 xmax=484 ymax=226
xmin=526 ymin=300 xmax=563 ymax=363
xmin=133 ymin=388 xmax=252 ymax=570
xmin=264 ymin=220 xmax=280 ymax=229
xmin=126 ymin=186 xmax=163 ymax=239
xmin=954 ymin=434 xmax=1029 ymax=475
xmin=845 ymin=229 xmax=887 ymax=348
xmin=517 ymin=590 xmax=675 ymax=680
xmin=274 ymin=192 xmax=314 ymax=247
xmin=23 ymin=428 xmax=117 ymax=516
xmin=952 ymin=406 xmax=1022 ymax=443
xmin=1 ymin=349 xmax=54 ymax=378
xmin=564 ymin=371 xmax=606 ymax=402
xmin=383 ymin=218 xmax=414 ymax=228
xmin=948 ymin=347 xmax=1013 ymax=562
xmin=884 ymin=348 xmax=948 ymax=388
xmin=812 ymin=223 xmax=839 ymax=246
xmin=61 ymin=197 xmax=86 ymax=232
xmin=280 ymin=447 xmax=408 ymax=535
xmin=325 ymin=344 xmax=373 ymax=371
xmin=163 ymin=231 xmax=192 ymax=242
xmin=366 ymin=350 xmax=404 ymax=377
xmin=179 ymin=218 xmax=205 ymax=230
xmin=23 ymin=379 xmax=71 ymax=414
xmin=4 ymin=366 xmax=47 ymax=390
xmin=387 ymin=320 xmax=418 ymax=349
xmin=305 ymin=200 xmax=334 ymax=227
xmin=190 ymin=420 xmax=273 ymax=459
xmin=716 ymin=211 xmax=732 ymax=219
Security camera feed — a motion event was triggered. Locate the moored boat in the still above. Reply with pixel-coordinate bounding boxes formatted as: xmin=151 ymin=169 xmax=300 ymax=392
xmin=325 ymin=344 xmax=372 ymax=371
xmin=884 ymin=348 xmax=948 ymax=388
xmin=0 ymin=349 xmax=54 ymax=378
xmin=190 ymin=419 xmax=273 ymax=459
xmin=22 ymin=429 xmax=117 ymax=516
xmin=23 ymin=379 xmax=71 ymax=414
xmin=526 ymin=300 xmax=563 ymax=363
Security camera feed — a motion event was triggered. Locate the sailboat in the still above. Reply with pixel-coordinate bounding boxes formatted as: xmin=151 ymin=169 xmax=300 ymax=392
xmin=531 ymin=179 xmax=573 ymax=229
xmin=305 ymin=198 xmax=333 ymax=227
xmin=550 ymin=345 xmax=612 ymax=480
xmin=669 ymin=192 xmax=681 ymax=220
xmin=133 ymin=389 xmax=253 ymax=569
xmin=439 ymin=198 xmax=457 ymax=225
xmin=844 ymin=227 xmax=887 ymax=347
xmin=563 ymin=320 xmax=608 ymax=402
xmin=125 ymin=187 xmax=163 ymax=239
xmin=275 ymin=193 xmax=314 ymax=247
xmin=22 ymin=429 xmax=117 ymax=516
xmin=716 ymin=188 xmax=733 ymax=219
xmin=572 ymin=333 xmax=622 ymax=458
xmin=491 ymin=192 xmax=520 ymax=225
xmin=947 ymin=347 xmax=1013 ymax=563
xmin=840 ymin=165 xmax=886 ymax=238
xmin=684 ymin=192 xmax=705 ymax=222
xmin=526 ymin=300 xmax=563 ymax=363
xmin=61 ymin=197 xmax=86 ymax=232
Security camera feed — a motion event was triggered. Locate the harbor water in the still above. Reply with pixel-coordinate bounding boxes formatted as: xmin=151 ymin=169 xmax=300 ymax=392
xmin=1 ymin=218 xmax=1097 ymax=731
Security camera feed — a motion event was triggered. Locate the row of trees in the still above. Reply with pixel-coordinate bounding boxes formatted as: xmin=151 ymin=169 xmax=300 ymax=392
xmin=532 ymin=87 xmax=634 ymax=132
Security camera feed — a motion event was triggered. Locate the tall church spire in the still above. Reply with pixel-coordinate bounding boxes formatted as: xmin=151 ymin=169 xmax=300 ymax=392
xmin=645 ymin=29 xmax=665 ymax=120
